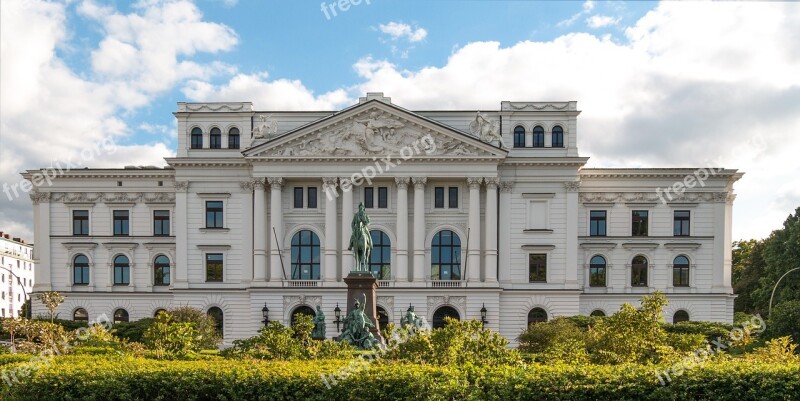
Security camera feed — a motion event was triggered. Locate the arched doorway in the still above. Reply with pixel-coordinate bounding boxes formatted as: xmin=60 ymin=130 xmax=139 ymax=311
xmin=290 ymin=305 xmax=316 ymax=327
xmin=527 ymin=308 xmax=547 ymax=325
xmin=432 ymin=306 xmax=460 ymax=329
xmin=207 ymin=307 xmax=224 ymax=337
xmin=376 ymin=306 xmax=389 ymax=330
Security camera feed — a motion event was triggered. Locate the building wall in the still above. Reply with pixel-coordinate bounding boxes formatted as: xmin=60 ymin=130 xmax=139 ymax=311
xmin=0 ymin=234 xmax=35 ymax=318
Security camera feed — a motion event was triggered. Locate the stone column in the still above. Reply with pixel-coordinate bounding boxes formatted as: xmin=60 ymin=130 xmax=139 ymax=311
xmin=564 ymin=181 xmax=580 ymax=287
xmin=498 ymin=182 xmax=513 ymax=283
xmin=268 ymin=177 xmax=284 ymax=282
xmin=323 ymin=177 xmax=338 ymax=283
xmin=252 ymin=179 xmax=267 ymax=282
xmin=412 ymin=177 xmax=427 ymax=282
xmin=30 ymin=192 xmax=52 ymax=292
xmin=467 ymin=177 xmax=483 ymax=282
xmin=484 ymin=177 xmax=499 ymax=283
xmin=395 ymin=177 xmax=410 ymax=282
xmin=341 ymin=178 xmax=354 ymax=279
xmin=173 ymin=181 xmax=189 ymax=289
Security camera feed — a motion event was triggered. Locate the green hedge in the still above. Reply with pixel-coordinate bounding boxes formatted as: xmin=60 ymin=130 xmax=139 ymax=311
xmin=1 ymin=356 xmax=798 ymax=401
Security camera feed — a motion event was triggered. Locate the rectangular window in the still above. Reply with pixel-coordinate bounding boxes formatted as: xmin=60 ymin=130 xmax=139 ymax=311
xmin=448 ymin=187 xmax=459 ymax=208
xmin=364 ymin=187 xmax=374 ymax=208
xmin=631 ymin=210 xmax=649 ymax=236
xmin=378 ymin=187 xmax=388 ymax=208
xmin=307 ymin=187 xmax=318 ymax=208
xmin=228 ymin=133 xmax=240 ymax=149
xmin=674 ymin=210 xmax=690 ymax=236
xmin=191 ymin=133 xmax=202 ymax=149
xmin=205 ymin=201 xmax=224 ymax=228
xmin=528 ymin=254 xmax=547 ymax=282
xmin=293 ymin=187 xmax=304 ymax=209
xmin=589 ymin=211 xmax=607 ymax=236
xmin=205 ymin=253 xmax=223 ymax=282
xmin=72 ymin=210 xmax=89 ymax=236
xmin=210 ymin=134 xmax=221 ymax=149
xmin=434 ymin=187 xmax=445 ymax=208
xmin=153 ymin=210 xmax=170 ymax=236
xmin=113 ymin=210 xmax=129 ymax=236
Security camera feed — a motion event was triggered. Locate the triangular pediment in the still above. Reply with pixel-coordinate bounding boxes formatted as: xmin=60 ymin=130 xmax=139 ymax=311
xmin=243 ymin=100 xmax=507 ymax=160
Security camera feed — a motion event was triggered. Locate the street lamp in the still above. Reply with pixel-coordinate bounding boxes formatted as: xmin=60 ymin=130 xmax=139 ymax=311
xmin=480 ymin=303 xmax=488 ymax=328
xmin=261 ymin=303 xmax=270 ymax=326
xmin=334 ymin=303 xmax=342 ymax=332
xmin=769 ymin=267 xmax=800 ymax=317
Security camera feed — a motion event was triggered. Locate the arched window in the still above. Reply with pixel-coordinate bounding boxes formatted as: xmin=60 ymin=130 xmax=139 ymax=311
xmin=527 ymin=308 xmax=548 ymax=325
xmin=291 ymin=230 xmax=321 ymax=280
xmin=113 ymin=308 xmax=129 ymax=324
xmin=113 ymin=255 xmax=130 ymax=285
xmin=207 ymin=307 xmax=224 ymax=336
xmin=154 ymin=309 xmax=167 ymax=317
xmin=673 ymin=310 xmax=690 ymax=324
xmin=228 ymin=127 xmax=240 ymax=149
xmin=369 ymin=230 xmax=391 ymax=280
xmin=73 ymin=308 xmax=89 ymax=321
xmin=673 ymin=255 xmax=690 ymax=287
xmin=432 ymin=306 xmax=460 ymax=329
xmin=631 ymin=255 xmax=648 ymax=287
xmin=73 ymin=254 xmax=90 ymax=285
xmin=589 ymin=255 xmax=606 ymax=287
xmin=532 ymin=126 xmax=544 ymax=147
xmin=376 ymin=306 xmax=389 ymax=330
xmin=431 ymin=230 xmax=461 ymax=281
xmin=513 ymin=126 xmax=526 ymax=148
xmin=290 ymin=305 xmax=315 ymax=327
xmin=190 ymin=127 xmax=203 ymax=149
xmin=209 ymin=127 xmax=222 ymax=149
xmin=590 ymin=310 xmax=606 ymax=317
xmin=552 ymin=125 xmax=564 ymax=148
xmin=154 ymin=255 xmax=170 ymax=286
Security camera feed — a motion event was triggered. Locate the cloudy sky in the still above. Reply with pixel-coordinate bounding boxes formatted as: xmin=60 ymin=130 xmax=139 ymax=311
xmin=1 ymin=0 xmax=799 ymax=242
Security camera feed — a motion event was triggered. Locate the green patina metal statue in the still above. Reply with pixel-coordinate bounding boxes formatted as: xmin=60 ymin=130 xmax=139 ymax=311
xmin=339 ymin=293 xmax=380 ymax=349
xmin=311 ymin=305 xmax=326 ymax=340
xmin=348 ymin=202 xmax=373 ymax=273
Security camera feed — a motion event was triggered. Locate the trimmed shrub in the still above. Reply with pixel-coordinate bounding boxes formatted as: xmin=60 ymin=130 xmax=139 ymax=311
xmin=168 ymin=306 xmax=221 ymax=350
xmin=112 ymin=318 xmax=153 ymax=343
xmin=664 ymin=320 xmax=734 ymax=343
xmin=143 ymin=312 xmax=203 ymax=358
xmin=518 ymin=316 xmax=586 ymax=354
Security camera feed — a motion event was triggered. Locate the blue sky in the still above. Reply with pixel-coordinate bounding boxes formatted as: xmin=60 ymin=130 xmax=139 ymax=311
xmin=2 ymin=0 xmax=800 ymax=241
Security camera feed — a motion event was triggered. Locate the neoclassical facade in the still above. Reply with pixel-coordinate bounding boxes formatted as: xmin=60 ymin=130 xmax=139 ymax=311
xmin=26 ymin=93 xmax=742 ymax=343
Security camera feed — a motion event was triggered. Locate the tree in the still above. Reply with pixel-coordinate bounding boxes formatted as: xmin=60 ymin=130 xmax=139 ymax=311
xmin=754 ymin=207 xmax=800 ymax=312
xmin=732 ymin=239 xmax=767 ymax=313
xmin=764 ymin=300 xmax=800 ymax=342
xmin=36 ymin=291 xmax=64 ymax=323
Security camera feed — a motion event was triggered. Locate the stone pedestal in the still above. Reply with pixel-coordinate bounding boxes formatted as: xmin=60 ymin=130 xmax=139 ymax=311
xmin=343 ymin=271 xmax=384 ymax=344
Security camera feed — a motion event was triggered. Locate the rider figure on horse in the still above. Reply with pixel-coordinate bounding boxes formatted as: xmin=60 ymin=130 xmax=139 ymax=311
xmin=348 ymin=202 xmax=373 ymax=272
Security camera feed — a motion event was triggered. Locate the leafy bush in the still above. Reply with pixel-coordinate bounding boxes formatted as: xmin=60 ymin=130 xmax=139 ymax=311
xmin=746 ymin=336 xmax=799 ymax=363
xmin=222 ymin=320 xmax=354 ymax=361
xmin=765 ymin=300 xmax=800 ymax=342
xmin=168 ymin=306 xmax=221 ymax=349
xmin=143 ymin=311 xmax=203 ymax=358
xmin=517 ymin=316 xmax=586 ymax=354
xmin=112 ymin=318 xmax=153 ymax=343
xmin=1 ymin=356 xmax=798 ymax=401
xmin=384 ymin=318 xmax=521 ymax=366
xmin=664 ymin=320 xmax=734 ymax=343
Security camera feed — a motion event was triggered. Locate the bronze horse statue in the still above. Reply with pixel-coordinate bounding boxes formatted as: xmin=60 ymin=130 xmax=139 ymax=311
xmin=348 ymin=202 xmax=372 ymax=272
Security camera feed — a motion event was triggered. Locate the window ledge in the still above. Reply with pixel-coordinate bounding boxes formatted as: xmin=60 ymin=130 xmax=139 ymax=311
xmin=200 ymin=228 xmax=230 ymax=233
xmin=523 ymin=229 xmax=553 ymax=234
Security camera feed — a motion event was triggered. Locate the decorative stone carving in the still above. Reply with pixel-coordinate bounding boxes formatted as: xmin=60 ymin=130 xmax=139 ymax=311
xmin=143 ymin=192 xmax=175 ymax=203
xmin=427 ymin=295 xmax=466 ymax=311
xmin=467 ymin=177 xmax=483 ymax=189
xmin=377 ymin=296 xmax=394 ymax=312
xmin=394 ymin=177 xmax=410 ymax=189
xmin=183 ymin=103 xmax=247 ymax=112
xmin=564 ymin=181 xmax=581 ymax=192
xmin=412 ymin=177 xmax=427 ymax=188
xmin=321 ymin=177 xmax=338 ymax=189
xmin=484 ymin=177 xmax=500 ymax=188
xmin=283 ymin=295 xmax=322 ymax=311
xmin=258 ymin=109 xmax=492 ymax=158
xmin=103 ymin=192 xmax=143 ymax=203
xmin=499 ymin=181 xmax=514 ymax=193
xmin=29 ymin=192 xmax=51 ymax=204
xmin=579 ymin=191 xmax=732 ymax=203
xmin=174 ymin=181 xmax=189 ymax=192
xmin=252 ymin=115 xmax=278 ymax=139
xmin=469 ymin=112 xmax=503 ymax=147
xmin=504 ymin=102 xmax=570 ymax=111
xmin=267 ymin=177 xmax=284 ymax=188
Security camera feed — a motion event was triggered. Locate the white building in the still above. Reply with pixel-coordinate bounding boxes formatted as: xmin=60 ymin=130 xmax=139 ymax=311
xmin=25 ymin=93 xmax=742 ymax=343
xmin=0 ymin=232 xmax=34 ymax=318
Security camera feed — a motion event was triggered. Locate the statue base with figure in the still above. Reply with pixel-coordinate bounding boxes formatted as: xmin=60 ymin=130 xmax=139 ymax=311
xmin=338 ymin=271 xmax=384 ymax=349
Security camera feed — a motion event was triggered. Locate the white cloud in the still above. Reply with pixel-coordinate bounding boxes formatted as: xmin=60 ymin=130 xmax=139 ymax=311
xmin=586 ymin=15 xmax=621 ymax=28
xmin=378 ymin=22 xmax=428 ymax=42
xmin=0 ymin=0 xmax=238 ymax=240
xmin=557 ymin=0 xmax=595 ymax=28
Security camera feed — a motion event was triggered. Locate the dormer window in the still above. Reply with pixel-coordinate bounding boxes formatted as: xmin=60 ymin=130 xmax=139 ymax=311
xmin=190 ymin=128 xmax=203 ymax=149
